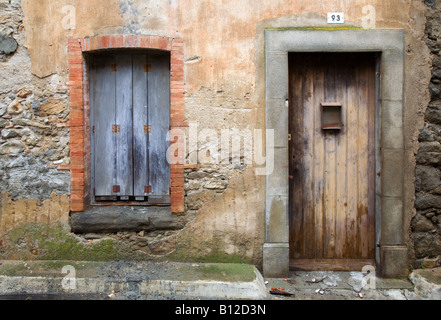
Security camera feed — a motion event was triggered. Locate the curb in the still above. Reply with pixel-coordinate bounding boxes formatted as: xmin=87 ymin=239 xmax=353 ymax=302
xmin=0 ymin=267 xmax=267 ymax=300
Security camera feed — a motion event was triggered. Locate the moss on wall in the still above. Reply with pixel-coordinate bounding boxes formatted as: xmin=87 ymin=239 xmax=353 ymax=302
xmin=1 ymin=222 xmax=148 ymax=261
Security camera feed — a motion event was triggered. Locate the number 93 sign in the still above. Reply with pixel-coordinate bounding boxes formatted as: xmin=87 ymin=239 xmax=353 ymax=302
xmin=327 ymin=12 xmax=344 ymax=24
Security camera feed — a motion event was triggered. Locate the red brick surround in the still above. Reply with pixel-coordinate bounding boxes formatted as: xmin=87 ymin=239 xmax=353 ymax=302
xmin=68 ymin=35 xmax=186 ymax=213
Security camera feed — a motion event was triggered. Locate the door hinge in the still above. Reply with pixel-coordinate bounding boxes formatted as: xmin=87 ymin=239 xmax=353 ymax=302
xmin=288 ymin=133 xmax=292 ymax=141
xmin=144 ymin=64 xmax=151 ymax=72
xmin=112 ymin=124 xmax=120 ymax=133
xmin=92 ymin=125 xmax=95 ymax=133
xmin=111 ymin=64 xmax=117 ymax=72
xmin=144 ymin=125 xmax=151 ymax=133
xmin=145 ymin=186 xmax=152 ymax=194
xmin=113 ymin=185 xmax=120 ymax=193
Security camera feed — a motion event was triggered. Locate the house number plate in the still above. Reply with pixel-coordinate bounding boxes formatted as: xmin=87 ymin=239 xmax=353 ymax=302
xmin=327 ymin=12 xmax=344 ymax=24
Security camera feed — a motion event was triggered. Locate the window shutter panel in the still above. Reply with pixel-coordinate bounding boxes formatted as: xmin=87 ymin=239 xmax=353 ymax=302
xmin=114 ymin=54 xmax=134 ymax=196
xmin=147 ymin=54 xmax=171 ymax=204
xmin=92 ymin=54 xmax=117 ymax=197
xmin=133 ymin=54 xmax=150 ymax=197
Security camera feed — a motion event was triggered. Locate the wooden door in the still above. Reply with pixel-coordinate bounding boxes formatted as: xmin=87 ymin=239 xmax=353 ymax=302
xmin=90 ymin=52 xmax=170 ymax=204
xmin=288 ymin=53 xmax=376 ymax=270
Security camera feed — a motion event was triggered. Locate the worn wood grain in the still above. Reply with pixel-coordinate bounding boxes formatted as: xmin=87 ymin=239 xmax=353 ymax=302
xmin=93 ymin=54 xmax=116 ymax=196
xmin=115 ymin=54 xmax=134 ymax=196
xmin=289 ymin=54 xmax=304 ymax=259
xmin=148 ymin=53 xmax=171 ymax=198
xmin=133 ymin=54 xmax=149 ymax=197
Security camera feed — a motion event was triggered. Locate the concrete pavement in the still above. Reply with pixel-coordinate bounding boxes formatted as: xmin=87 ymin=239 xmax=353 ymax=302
xmin=0 ymin=260 xmax=440 ymax=300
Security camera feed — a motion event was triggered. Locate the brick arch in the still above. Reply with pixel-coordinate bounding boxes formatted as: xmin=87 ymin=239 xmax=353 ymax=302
xmin=67 ymin=35 xmax=186 ymax=213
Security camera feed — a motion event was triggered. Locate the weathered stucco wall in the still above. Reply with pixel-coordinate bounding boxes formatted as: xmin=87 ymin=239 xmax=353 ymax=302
xmin=0 ymin=0 xmax=434 ymax=269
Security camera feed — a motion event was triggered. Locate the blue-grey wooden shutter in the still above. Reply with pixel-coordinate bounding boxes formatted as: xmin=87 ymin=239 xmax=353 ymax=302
xmin=115 ymin=54 xmax=134 ymax=197
xmin=91 ymin=52 xmax=170 ymax=204
xmin=92 ymin=54 xmax=117 ymax=197
xmin=133 ymin=54 xmax=149 ymax=198
xmin=147 ymin=54 xmax=171 ymax=204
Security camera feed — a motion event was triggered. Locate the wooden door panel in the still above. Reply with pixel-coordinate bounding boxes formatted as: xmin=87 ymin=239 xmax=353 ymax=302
xmin=93 ymin=54 xmax=117 ymax=197
xmin=132 ymin=54 xmax=150 ymax=197
xmin=115 ymin=54 xmax=134 ymax=196
xmin=289 ymin=53 xmax=376 ymax=267
xmin=148 ymin=54 xmax=171 ymax=199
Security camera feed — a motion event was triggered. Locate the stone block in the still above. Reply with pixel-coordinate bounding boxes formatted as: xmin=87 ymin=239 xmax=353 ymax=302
xmin=266 ymin=99 xmax=288 ymax=148
xmin=266 ymin=147 xmax=288 ymax=196
xmin=263 ymin=243 xmax=289 ymax=278
xmin=265 ymin=52 xmax=288 ymax=100
xmin=416 ymin=141 xmax=441 ymax=165
xmin=0 ymin=33 xmax=17 ymax=55
xmin=381 ymin=197 xmax=404 ymax=244
xmin=382 ymin=149 xmax=404 ymax=197
xmin=413 ymin=232 xmax=441 ymax=258
xmin=415 ymin=166 xmax=441 ymax=192
xmin=425 ymin=105 xmax=441 ymax=125
xmin=265 ymin=195 xmax=289 ymax=243
xmin=381 ymin=51 xmax=404 ymax=101
xmin=412 ymin=213 xmax=436 ymax=232
xmin=382 ymin=100 xmax=404 ymax=149
xmin=415 ymin=193 xmax=441 ymax=210
xmin=380 ymin=245 xmax=409 ymax=278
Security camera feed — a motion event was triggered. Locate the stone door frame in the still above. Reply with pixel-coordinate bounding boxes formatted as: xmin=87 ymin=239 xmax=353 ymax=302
xmin=263 ymin=29 xmax=407 ymax=278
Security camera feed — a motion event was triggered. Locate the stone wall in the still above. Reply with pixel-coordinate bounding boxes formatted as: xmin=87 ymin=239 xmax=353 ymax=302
xmin=413 ymin=0 xmax=441 ymax=269
xmin=0 ymin=0 xmax=70 ymax=211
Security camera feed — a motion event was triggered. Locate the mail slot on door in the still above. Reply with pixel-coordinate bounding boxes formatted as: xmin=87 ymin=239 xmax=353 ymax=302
xmin=321 ymin=102 xmax=342 ymax=131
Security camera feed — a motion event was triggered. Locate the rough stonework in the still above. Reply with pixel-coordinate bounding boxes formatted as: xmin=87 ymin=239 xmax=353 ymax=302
xmin=413 ymin=0 xmax=441 ymax=269
xmin=0 ymin=3 xmax=70 ymax=202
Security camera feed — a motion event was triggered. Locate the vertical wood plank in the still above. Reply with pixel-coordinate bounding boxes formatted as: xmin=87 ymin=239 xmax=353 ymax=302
xmin=356 ymin=54 xmax=377 ymax=259
xmin=311 ymin=55 xmax=326 ymax=259
xmin=93 ymin=54 xmax=117 ymax=196
xmin=133 ymin=54 xmax=149 ymax=197
xmin=356 ymin=56 xmax=369 ymax=258
xmin=289 ymin=54 xmax=305 ymax=259
xmin=345 ymin=55 xmax=359 ymax=258
xmin=148 ymin=53 xmax=171 ymax=197
xmin=367 ymin=55 xmax=377 ymax=259
xmin=301 ymin=55 xmax=315 ymax=259
xmin=323 ymin=56 xmax=337 ymax=259
xmin=334 ymin=54 xmax=349 ymax=259
xmin=115 ymin=54 xmax=134 ymax=196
